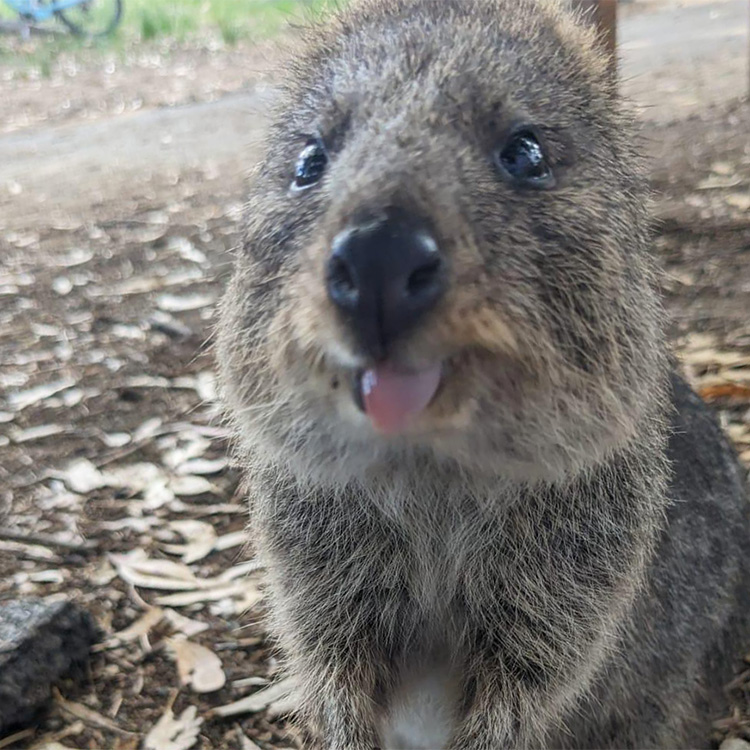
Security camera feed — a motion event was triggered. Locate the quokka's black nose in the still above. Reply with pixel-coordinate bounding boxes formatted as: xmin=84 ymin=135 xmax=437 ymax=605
xmin=326 ymin=212 xmax=446 ymax=360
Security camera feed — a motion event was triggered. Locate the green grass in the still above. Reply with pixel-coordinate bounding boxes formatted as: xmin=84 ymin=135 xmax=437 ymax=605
xmin=125 ymin=0 xmax=335 ymax=44
xmin=0 ymin=0 xmax=340 ymax=67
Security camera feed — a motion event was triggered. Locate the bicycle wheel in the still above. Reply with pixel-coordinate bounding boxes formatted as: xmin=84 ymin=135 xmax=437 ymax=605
xmin=57 ymin=0 xmax=122 ymax=36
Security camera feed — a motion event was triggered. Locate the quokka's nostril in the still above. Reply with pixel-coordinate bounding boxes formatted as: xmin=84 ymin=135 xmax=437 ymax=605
xmin=407 ymin=258 xmax=442 ymax=297
xmin=327 ymin=254 xmax=359 ymax=309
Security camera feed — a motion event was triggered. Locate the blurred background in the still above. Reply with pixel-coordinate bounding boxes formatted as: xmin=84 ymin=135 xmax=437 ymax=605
xmin=0 ymin=1 xmax=749 ymax=749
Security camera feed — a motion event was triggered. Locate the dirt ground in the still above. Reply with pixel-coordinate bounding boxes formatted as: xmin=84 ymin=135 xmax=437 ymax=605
xmin=1 ymin=1 xmax=750 ymax=748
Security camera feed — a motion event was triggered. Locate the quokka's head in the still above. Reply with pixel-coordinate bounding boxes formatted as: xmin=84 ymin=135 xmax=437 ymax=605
xmin=217 ymin=0 xmax=666 ymax=488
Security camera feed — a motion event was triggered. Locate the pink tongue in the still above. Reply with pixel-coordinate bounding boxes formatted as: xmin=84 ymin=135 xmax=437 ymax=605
xmin=361 ymin=363 xmax=442 ymax=434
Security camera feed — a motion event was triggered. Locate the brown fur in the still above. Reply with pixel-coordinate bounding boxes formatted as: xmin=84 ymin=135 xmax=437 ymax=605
xmin=216 ymin=1 xmax=750 ymax=747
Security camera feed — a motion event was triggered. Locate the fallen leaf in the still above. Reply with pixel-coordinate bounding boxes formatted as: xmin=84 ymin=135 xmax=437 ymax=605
xmin=163 ymin=608 xmax=210 ymax=638
xmin=215 ymin=530 xmax=247 ymax=552
xmin=168 ymin=475 xmax=217 ymax=496
xmin=679 ymin=332 xmax=718 ymax=351
xmin=679 ymin=348 xmax=750 ymax=369
xmin=726 ymin=193 xmax=750 ymax=212
xmin=696 ymin=175 xmax=742 ymax=190
xmin=211 ymin=677 xmax=296 ymax=718
xmin=176 ymin=457 xmax=228 ymax=476
xmin=155 ymin=582 xmax=251 ymax=608
xmin=110 ymin=551 xmax=200 ymax=591
xmin=133 ymin=417 xmax=164 ymax=442
xmin=727 ymin=424 xmax=750 ymax=445
xmin=26 ymin=720 xmax=84 ymax=749
xmin=163 ymin=520 xmax=218 ymax=564
xmin=699 ymin=383 xmax=750 ymax=403
xmin=29 ymin=569 xmax=66 ymax=584
xmin=232 ymin=676 xmax=269 ymax=689
xmin=8 ymin=378 xmax=78 ymax=411
xmin=54 ymin=689 xmax=127 ymax=733
xmin=60 ymin=458 xmax=106 ymax=494
xmin=124 ymin=375 xmax=170 ymax=390
xmin=53 ymin=277 xmax=73 ymax=296
xmin=237 ymin=731 xmax=262 ymax=750
xmin=143 ymin=705 xmax=203 ymax=750
xmin=163 ymin=436 xmax=212 ymax=469
xmin=11 ymin=424 xmax=66 ymax=443
xmin=54 ymin=248 xmax=94 ymax=267
xmin=110 ymin=607 xmax=165 ymax=644
xmin=101 ymin=432 xmax=132 ymax=448
xmin=711 ymin=161 xmax=735 ymax=177
xmin=157 ymin=292 xmax=215 ymax=312
xmin=167 ymin=637 xmax=226 ymax=693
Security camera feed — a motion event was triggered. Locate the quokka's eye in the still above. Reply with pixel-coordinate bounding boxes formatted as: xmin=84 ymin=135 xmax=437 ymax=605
xmin=292 ymin=138 xmax=328 ymax=191
xmin=497 ymin=128 xmax=555 ymax=189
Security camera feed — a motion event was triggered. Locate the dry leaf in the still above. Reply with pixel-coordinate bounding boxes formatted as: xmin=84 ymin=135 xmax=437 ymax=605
xmin=133 ymin=416 xmax=164 ymax=442
xmin=167 ymin=637 xmax=226 ymax=693
xmin=101 ymin=432 xmax=132 ymax=448
xmin=60 ymin=458 xmax=106 ymax=494
xmin=711 ymin=161 xmax=735 ymax=177
xmin=238 ymin=732 xmax=262 ymax=750
xmin=679 ymin=348 xmax=750 ymax=369
xmin=727 ymin=424 xmax=750 ymax=445
xmin=176 ymin=457 xmax=228 ymax=475
xmin=726 ymin=193 xmax=750 ymax=212
xmin=215 ymin=530 xmax=247 ymax=552
xmin=678 ymin=332 xmax=718 ymax=351
xmin=54 ymin=689 xmax=126 ymax=733
xmin=25 ymin=720 xmax=84 ymax=750
xmin=232 ymin=676 xmax=269 ymax=689
xmin=155 ymin=582 xmax=251 ymax=608
xmin=163 ymin=608 xmax=210 ymax=637
xmin=8 ymin=378 xmax=77 ymax=411
xmin=101 ymin=462 xmax=168 ymax=492
xmin=11 ymin=424 xmax=66 ymax=443
xmin=168 ymin=475 xmax=217 ymax=496
xmin=163 ymin=520 xmax=218 ymax=564
xmin=110 ymin=607 xmax=165 ymax=644
xmin=157 ymin=292 xmax=215 ymax=312
xmin=699 ymin=383 xmax=750 ymax=403
xmin=143 ymin=705 xmax=203 ymax=750
xmin=212 ymin=677 xmax=296 ymax=718
xmin=696 ymin=175 xmax=742 ymax=190
xmin=109 ymin=551 xmax=200 ymax=591
xmin=111 ymin=551 xmax=263 ymax=613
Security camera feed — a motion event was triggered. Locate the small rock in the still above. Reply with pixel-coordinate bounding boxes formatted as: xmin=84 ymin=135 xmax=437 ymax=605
xmin=0 ymin=598 xmax=98 ymax=733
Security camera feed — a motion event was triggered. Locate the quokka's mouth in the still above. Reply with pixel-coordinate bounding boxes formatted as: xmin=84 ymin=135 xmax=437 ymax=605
xmin=351 ymin=362 xmax=443 ymax=434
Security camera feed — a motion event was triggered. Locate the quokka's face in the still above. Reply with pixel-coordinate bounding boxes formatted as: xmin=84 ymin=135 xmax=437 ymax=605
xmin=217 ymin=0 xmax=665 ymax=487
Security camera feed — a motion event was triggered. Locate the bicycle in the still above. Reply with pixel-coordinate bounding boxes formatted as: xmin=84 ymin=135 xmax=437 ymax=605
xmin=3 ymin=0 xmax=122 ymax=37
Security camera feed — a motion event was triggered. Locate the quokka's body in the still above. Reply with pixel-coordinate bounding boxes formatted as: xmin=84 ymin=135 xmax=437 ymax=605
xmin=216 ymin=1 xmax=750 ymax=747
